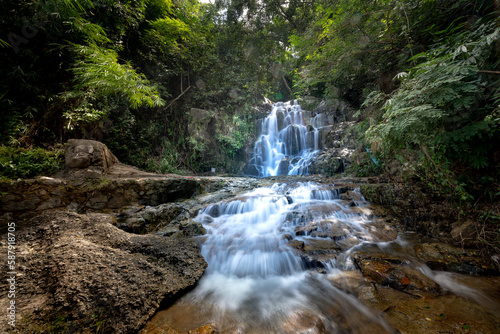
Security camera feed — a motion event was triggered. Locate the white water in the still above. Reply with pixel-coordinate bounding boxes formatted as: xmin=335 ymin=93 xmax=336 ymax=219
xmin=145 ymin=181 xmax=500 ymax=333
xmin=247 ymin=101 xmax=321 ymax=177
xmin=177 ymin=182 xmax=396 ymax=333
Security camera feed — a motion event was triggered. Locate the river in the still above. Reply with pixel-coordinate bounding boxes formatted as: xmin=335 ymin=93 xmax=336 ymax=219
xmin=143 ymin=180 xmax=500 ymax=333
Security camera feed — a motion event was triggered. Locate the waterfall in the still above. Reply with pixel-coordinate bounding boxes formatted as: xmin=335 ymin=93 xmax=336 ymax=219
xmin=145 ymin=180 xmax=500 ymax=333
xmin=155 ymin=182 xmax=397 ymax=333
xmin=247 ymin=100 xmax=321 ymax=177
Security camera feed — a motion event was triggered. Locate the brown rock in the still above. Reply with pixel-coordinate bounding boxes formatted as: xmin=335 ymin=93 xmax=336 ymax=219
xmin=355 ymin=255 xmax=440 ymax=293
xmin=288 ymin=239 xmax=305 ymax=250
xmin=65 ymin=139 xmax=119 ymax=172
xmin=187 ymin=323 xmax=219 ymax=334
xmin=6 ymin=211 xmax=207 ymax=333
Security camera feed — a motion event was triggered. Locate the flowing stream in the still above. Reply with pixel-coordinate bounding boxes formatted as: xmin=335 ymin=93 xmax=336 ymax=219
xmin=143 ymin=180 xmax=500 ymax=333
xmin=149 ymin=182 xmax=397 ymax=333
xmin=143 ymin=101 xmax=500 ymax=333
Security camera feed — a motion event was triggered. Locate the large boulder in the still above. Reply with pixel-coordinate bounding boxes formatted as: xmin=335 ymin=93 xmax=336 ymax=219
xmin=4 ymin=211 xmax=207 ymax=333
xmin=65 ymin=139 xmax=119 ymax=174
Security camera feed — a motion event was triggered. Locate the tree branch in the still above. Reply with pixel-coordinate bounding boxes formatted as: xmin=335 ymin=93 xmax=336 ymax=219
xmin=271 ymin=0 xmax=298 ymax=29
xmin=163 ymin=85 xmax=191 ymax=111
xmin=282 ymin=74 xmax=293 ymax=96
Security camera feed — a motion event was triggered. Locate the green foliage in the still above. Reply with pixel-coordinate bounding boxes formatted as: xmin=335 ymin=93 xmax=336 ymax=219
xmin=367 ymin=19 xmax=497 ymax=149
xmin=364 ymin=16 xmax=499 ymax=200
xmin=0 ymin=146 xmax=64 ymax=179
xmin=67 ymin=44 xmax=165 ymax=114
xmin=157 ymin=140 xmax=182 ymax=174
xmin=216 ymin=114 xmax=252 ymax=158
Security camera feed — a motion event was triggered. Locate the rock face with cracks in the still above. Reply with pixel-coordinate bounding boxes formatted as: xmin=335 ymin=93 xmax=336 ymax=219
xmin=0 ymin=211 xmax=206 ymax=333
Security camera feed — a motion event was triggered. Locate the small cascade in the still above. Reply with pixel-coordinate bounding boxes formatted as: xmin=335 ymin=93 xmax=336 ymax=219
xmin=145 ymin=182 xmax=500 ymax=333
xmin=247 ymin=100 xmax=321 ymax=177
xmin=152 ymin=182 xmax=398 ymax=333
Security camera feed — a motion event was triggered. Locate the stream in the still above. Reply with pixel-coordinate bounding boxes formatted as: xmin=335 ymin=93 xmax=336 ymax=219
xmin=143 ymin=100 xmax=499 ymax=333
xmin=143 ymin=180 xmax=500 ymax=333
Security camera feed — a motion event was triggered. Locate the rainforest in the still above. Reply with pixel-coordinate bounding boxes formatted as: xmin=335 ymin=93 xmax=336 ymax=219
xmin=0 ymin=0 xmax=499 ymax=333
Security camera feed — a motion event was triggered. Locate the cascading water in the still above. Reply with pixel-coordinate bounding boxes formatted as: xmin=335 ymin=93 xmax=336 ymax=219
xmin=144 ymin=181 xmax=500 ymax=333
xmin=144 ymin=102 xmax=500 ymax=333
xmin=247 ymin=101 xmax=321 ymax=177
xmin=146 ymin=182 xmax=401 ymax=333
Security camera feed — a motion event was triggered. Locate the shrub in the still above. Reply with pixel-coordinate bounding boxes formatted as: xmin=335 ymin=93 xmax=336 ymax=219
xmin=0 ymin=146 xmax=64 ymax=179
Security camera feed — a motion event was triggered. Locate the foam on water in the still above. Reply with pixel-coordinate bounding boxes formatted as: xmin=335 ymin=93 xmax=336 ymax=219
xmin=181 ymin=182 xmax=395 ymax=332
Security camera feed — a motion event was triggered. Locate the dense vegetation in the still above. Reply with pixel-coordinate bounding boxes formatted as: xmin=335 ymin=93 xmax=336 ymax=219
xmin=1 ymin=0 xmax=498 ymax=212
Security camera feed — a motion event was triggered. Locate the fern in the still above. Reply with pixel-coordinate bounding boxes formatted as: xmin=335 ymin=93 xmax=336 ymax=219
xmin=0 ymin=39 xmax=10 ymax=48
xmin=367 ymin=20 xmax=498 ymax=154
xmin=364 ymin=17 xmax=498 ymax=200
xmin=70 ymin=44 xmax=165 ymax=109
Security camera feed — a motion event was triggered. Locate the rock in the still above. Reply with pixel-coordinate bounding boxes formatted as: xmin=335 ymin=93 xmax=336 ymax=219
xmin=308 ymin=150 xmax=345 ymax=175
xmin=288 ymin=239 xmax=305 ymax=250
xmin=278 ymin=158 xmax=290 ymax=175
xmin=180 ymin=220 xmax=206 ymax=237
xmin=280 ymin=311 xmax=327 ymax=334
xmin=7 ymin=211 xmax=207 ymax=333
xmin=242 ymin=163 xmax=260 ymax=176
xmin=1 ymin=194 xmax=40 ymax=211
xmin=187 ymin=323 xmax=219 ymax=334
xmin=189 ymin=108 xmax=210 ymax=122
xmin=354 ymin=255 xmax=440 ymax=293
xmin=36 ymin=197 xmax=62 ymax=210
xmin=415 ymin=242 xmax=496 ymax=275
xmin=303 ymin=238 xmax=340 ymax=252
xmin=65 ymin=139 xmax=119 ymax=173
xmin=450 ymin=220 xmax=478 ymax=248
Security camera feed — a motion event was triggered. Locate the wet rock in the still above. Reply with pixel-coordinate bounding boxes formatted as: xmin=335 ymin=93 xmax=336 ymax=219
xmin=278 ymin=158 xmax=290 ymax=175
xmin=339 ymin=191 xmax=363 ymax=203
xmin=303 ymin=238 xmax=340 ymax=252
xmin=295 ymin=224 xmax=317 ymax=236
xmin=354 ymin=255 xmax=440 ymax=293
xmin=280 ymin=311 xmax=327 ymax=334
xmin=328 ymin=270 xmax=366 ymax=294
xmin=288 ymin=239 xmax=305 ymax=250
xmin=362 ymin=280 xmax=500 ymax=334
xmin=302 ymin=253 xmax=337 ymax=270
xmin=357 ymin=285 xmax=379 ymax=303
xmin=336 ymin=236 xmax=362 ymax=251
xmin=187 ymin=323 xmax=218 ymax=334
xmin=415 ymin=242 xmax=497 ymax=275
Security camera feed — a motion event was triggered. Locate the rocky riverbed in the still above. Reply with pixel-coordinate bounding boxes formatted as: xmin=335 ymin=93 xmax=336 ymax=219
xmin=1 ymin=140 xmax=499 ymax=333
